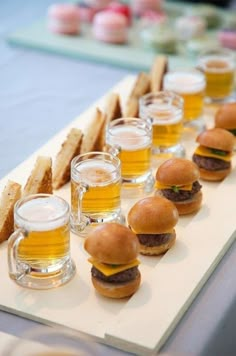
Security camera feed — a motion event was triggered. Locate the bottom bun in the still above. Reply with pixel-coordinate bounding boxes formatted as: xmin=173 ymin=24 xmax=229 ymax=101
xmin=174 ymin=191 xmax=203 ymax=215
xmin=92 ymin=271 xmax=141 ymax=299
xmin=140 ymin=231 xmax=176 ymax=256
xmin=199 ymin=167 xmax=231 ymax=181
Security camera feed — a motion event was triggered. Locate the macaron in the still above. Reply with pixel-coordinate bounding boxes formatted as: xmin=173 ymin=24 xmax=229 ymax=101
xmin=93 ymin=10 xmax=128 ymax=44
xmin=140 ymin=23 xmax=177 ymax=54
xmin=175 ymin=15 xmax=206 ymax=41
xmin=83 ymin=0 xmax=112 ymax=10
xmin=107 ymin=1 xmax=132 ymax=26
xmin=131 ymin=0 xmax=162 ymax=17
xmin=218 ymin=29 xmax=236 ymax=50
xmin=48 ymin=4 xmax=80 ymax=35
xmin=77 ymin=2 xmax=96 ymax=23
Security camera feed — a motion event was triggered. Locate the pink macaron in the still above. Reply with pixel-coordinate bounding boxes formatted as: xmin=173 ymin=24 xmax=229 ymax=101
xmin=107 ymin=2 xmax=132 ymax=26
xmin=218 ymin=29 xmax=236 ymax=50
xmin=93 ymin=10 xmax=128 ymax=44
xmin=48 ymin=4 xmax=80 ymax=35
xmin=83 ymin=0 xmax=112 ymax=10
xmin=131 ymin=0 xmax=162 ymax=17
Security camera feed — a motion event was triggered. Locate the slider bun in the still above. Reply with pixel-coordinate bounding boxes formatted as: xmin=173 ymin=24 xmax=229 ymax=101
xmin=215 ymin=103 xmax=236 ymax=129
xmin=173 ymin=191 xmax=203 ymax=215
xmin=196 ymin=128 xmax=234 ymax=152
xmin=156 ymin=158 xmax=200 ymax=185
xmin=84 ymin=223 xmax=139 ymax=264
xmin=199 ymin=167 xmax=231 ymax=181
xmin=128 ymin=196 xmax=178 ymax=234
xmin=92 ymin=271 xmax=141 ymax=299
xmin=139 ymin=231 xmax=176 ymax=256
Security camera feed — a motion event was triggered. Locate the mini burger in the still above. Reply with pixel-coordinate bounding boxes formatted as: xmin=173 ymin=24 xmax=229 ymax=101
xmin=128 ymin=196 xmax=178 ymax=256
xmin=192 ymin=127 xmax=234 ymax=181
xmin=215 ymin=102 xmax=236 ymax=138
xmin=84 ymin=223 xmax=141 ymax=299
xmin=155 ymin=158 xmax=202 ymax=215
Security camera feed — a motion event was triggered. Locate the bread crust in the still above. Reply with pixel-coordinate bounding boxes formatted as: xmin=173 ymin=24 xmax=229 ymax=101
xmin=215 ymin=103 xmax=236 ymax=129
xmin=84 ymin=223 xmax=140 ymax=264
xmin=139 ymin=231 xmax=176 ymax=256
xmin=53 ymin=128 xmax=83 ymax=189
xmin=150 ymin=55 xmax=168 ymax=92
xmin=199 ymin=167 xmax=231 ymax=181
xmin=0 ymin=180 xmax=21 ymax=243
xmin=128 ymin=196 xmax=179 ymax=234
xmin=91 ymin=271 xmax=141 ymax=298
xmin=104 ymin=92 xmax=122 ymax=123
xmin=24 ymin=156 xmax=52 ymax=196
xmin=123 ymin=72 xmax=150 ymax=117
xmin=196 ymin=128 xmax=234 ymax=152
xmin=81 ymin=108 xmax=106 ymax=152
xmin=156 ymin=158 xmax=200 ymax=186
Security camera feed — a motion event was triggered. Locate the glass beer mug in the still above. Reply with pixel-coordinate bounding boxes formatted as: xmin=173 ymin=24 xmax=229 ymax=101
xmin=106 ymin=117 xmax=154 ymax=195
xmin=70 ymin=152 xmax=123 ymax=236
xmin=139 ymin=91 xmax=185 ymax=158
xmin=8 ymin=194 xmax=76 ymax=289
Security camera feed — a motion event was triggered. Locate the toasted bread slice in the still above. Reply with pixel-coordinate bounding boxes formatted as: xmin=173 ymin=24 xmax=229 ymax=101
xmin=24 ymin=156 xmax=53 ymax=196
xmin=150 ymin=55 xmax=168 ymax=92
xmin=81 ymin=108 xmax=106 ymax=153
xmin=53 ymin=128 xmax=83 ymax=189
xmin=123 ymin=72 xmax=150 ymax=117
xmin=104 ymin=93 xmax=122 ymax=123
xmin=0 ymin=180 xmax=21 ymax=243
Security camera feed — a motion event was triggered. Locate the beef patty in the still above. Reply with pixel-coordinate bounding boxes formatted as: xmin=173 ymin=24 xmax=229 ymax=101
xmin=91 ymin=266 xmax=139 ymax=283
xmin=160 ymin=181 xmax=202 ymax=202
xmin=193 ymin=154 xmax=230 ymax=171
xmin=137 ymin=232 xmax=174 ymax=247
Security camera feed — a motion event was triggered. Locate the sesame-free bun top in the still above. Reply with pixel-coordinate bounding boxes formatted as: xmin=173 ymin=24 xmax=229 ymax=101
xmin=215 ymin=103 xmax=236 ymax=129
xmin=128 ymin=196 xmax=179 ymax=234
xmin=156 ymin=158 xmax=200 ymax=186
xmin=84 ymin=223 xmax=139 ymax=265
xmin=196 ymin=128 xmax=234 ymax=152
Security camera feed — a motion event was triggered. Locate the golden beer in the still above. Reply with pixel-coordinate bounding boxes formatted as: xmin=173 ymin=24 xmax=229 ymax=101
xmin=107 ymin=123 xmax=152 ymax=178
xmin=8 ymin=194 xmax=75 ymax=289
xmin=199 ymin=49 xmax=235 ymax=100
xmin=163 ymin=71 xmax=205 ymax=121
xmin=152 ymin=115 xmax=183 ymax=147
xmin=71 ymin=159 xmax=121 ymax=214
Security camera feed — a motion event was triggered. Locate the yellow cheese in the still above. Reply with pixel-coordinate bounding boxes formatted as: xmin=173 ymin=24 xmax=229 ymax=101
xmin=194 ymin=146 xmax=232 ymax=162
xmin=156 ymin=181 xmax=193 ymax=191
xmin=88 ymin=257 xmax=140 ymax=277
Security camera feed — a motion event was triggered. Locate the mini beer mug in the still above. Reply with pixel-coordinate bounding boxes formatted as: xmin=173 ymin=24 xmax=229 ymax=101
xmin=163 ymin=70 xmax=206 ymax=127
xmin=139 ymin=91 xmax=185 ymax=158
xmin=70 ymin=152 xmax=122 ymax=236
xmin=106 ymin=117 xmax=154 ymax=195
xmin=198 ymin=48 xmax=235 ymax=102
xmin=8 ymin=194 xmax=76 ymax=289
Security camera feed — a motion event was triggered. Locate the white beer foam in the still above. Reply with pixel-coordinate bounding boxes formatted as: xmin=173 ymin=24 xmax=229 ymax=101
xmin=108 ymin=125 xmax=150 ymax=150
xmin=199 ymin=55 xmax=235 ymax=73
xmin=147 ymin=104 xmax=183 ymax=125
xmin=15 ymin=197 xmax=68 ymax=231
xmin=164 ymin=72 xmax=206 ymax=94
xmin=75 ymin=159 xmax=118 ymax=186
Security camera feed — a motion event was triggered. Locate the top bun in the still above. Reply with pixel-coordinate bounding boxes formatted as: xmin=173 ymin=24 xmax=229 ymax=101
xmin=196 ymin=128 xmax=234 ymax=152
xmin=84 ymin=223 xmax=139 ymax=264
xmin=128 ymin=196 xmax=179 ymax=234
xmin=156 ymin=158 xmax=200 ymax=186
xmin=215 ymin=103 xmax=236 ymax=129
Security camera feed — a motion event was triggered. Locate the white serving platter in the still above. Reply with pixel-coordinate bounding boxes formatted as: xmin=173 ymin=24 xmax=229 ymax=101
xmin=0 ymin=76 xmax=235 ymax=355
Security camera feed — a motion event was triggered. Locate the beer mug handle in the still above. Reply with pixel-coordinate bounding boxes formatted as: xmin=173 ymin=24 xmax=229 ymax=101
xmin=76 ymin=183 xmax=90 ymax=231
xmin=8 ymin=228 xmax=31 ymax=281
xmin=105 ymin=144 xmax=121 ymax=157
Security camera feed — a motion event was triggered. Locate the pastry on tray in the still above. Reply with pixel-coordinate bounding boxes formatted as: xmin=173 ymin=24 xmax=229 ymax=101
xmin=47 ymin=4 xmax=80 ymax=35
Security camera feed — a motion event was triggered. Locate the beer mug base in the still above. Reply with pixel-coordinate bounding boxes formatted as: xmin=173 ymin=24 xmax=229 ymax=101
xmin=152 ymin=143 xmax=186 ymax=159
xmin=121 ymin=171 xmax=155 ymax=198
xmin=70 ymin=211 xmax=125 ymax=237
xmin=11 ymin=258 xmax=76 ymax=290
xmin=205 ymin=92 xmax=236 ymax=105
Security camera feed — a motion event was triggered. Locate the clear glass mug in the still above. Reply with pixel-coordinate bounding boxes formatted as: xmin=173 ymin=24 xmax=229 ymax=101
xmin=8 ymin=194 xmax=76 ymax=289
xmin=106 ymin=117 xmax=154 ymax=195
xmin=198 ymin=48 xmax=235 ymax=102
xmin=70 ymin=151 xmax=123 ymax=236
xmin=163 ymin=70 xmax=206 ymax=123
xmin=139 ymin=91 xmax=185 ymax=158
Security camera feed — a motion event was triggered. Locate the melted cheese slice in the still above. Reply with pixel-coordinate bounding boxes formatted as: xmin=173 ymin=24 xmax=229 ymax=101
xmin=156 ymin=181 xmax=193 ymax=191
xmin=88 ymin=257 xmax=140 ymax=277
xmin=194 ymin=146 xmax=232 ymax=162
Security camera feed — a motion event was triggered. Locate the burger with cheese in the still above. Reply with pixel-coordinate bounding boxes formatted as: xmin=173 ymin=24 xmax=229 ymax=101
xmin=155 ymin=158 xmax=202 ymax=215
xmin=215 ymin=102 xmax=236 ymax=137
xmin=192 ymin=128 xmax=234 ymax=181
xmin=128 ymin=196 xmax=178 ymax=256
xmin=84 ymin=223 xmax=141 ymax=299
